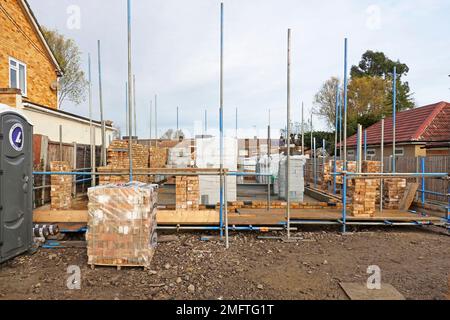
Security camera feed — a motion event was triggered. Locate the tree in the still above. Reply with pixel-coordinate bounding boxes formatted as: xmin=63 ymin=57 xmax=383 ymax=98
xmin=161 ymin=129 xmax=185 ymax=140
xmin=351 ymin=50 xmax=415 ymax=110
xmin=347 ymin=76 xmax=390 ymax=136
xmin=313 ymin=77 xmax=340 ymax=129
xmin=42 ymin=27 xmax=87 ymax=107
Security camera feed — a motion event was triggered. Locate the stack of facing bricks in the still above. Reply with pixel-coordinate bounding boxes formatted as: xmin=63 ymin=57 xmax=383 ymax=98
xmin=107 ymin=140 xmax=149 ymax=168
xmin=50 ymin=161 xmax=72 ymax=210
xmin=351 ymin=178 xmax=377 ymax=216
xmin=99 ymin=140 xmax=150 ymax=184
xmin=176 ymin=176 xmax=200 ymax=210
xmin=149 ymin=146 xmax=168 ymax=183
xmin=86 ymin=182 xmax=158 ymax=268
xmin=349 ymin=161 xmax=381 ymax=216
xmin=149 ymin=146 xmax=167 ymax=168
xmin=362 ymin=160 xmax=382 ymax=202
xmin=383 ymin=178 xmax=407 ymax=209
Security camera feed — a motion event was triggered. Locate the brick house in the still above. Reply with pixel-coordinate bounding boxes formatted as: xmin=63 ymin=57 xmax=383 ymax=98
xmin=346 ymin=101 xmax=450 ymax=159
xmin=0 ymin=0 xmax=117 ymax=145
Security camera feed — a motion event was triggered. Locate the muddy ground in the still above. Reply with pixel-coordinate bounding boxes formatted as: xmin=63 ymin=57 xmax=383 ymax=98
xmin=0 ymin=227 xmax=449 ymax=300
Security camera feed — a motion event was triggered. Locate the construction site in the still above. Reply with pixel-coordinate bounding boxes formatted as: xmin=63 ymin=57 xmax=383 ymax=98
xmin=0 ymin=0 xmax=449 ymax=302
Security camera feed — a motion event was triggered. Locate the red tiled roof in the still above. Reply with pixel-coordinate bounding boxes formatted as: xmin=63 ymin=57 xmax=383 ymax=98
xmin=345 ymin=101 xmax=450 ymax=147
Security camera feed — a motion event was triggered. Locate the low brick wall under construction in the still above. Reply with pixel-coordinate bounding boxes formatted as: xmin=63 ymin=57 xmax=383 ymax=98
xmin=50 ymin=161 xmax=72 ymax=210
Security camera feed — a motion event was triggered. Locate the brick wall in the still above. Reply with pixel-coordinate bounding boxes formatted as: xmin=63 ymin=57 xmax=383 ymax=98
xmin=383 ymin=178 xmax=407 ymax=210
xmin=0 ymin=0 xmax=58 ymax=109
xmin=0 ymin=87 xmax=21 ymax=107
xmin=176 ymin=176 xmax=200 ymax=211
xmin=50 ymin=161 xmax=72 ymax=210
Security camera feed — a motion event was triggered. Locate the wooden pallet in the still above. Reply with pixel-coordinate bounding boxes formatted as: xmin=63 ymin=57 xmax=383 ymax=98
xmin=88 ymin=263 xmax=150 ymax=271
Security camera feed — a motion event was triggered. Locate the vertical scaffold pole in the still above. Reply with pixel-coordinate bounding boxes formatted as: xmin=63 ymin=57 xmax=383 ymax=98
xmin=219 ymin=2 xmax=224 ymax=239
xmin=155 ymin=94 xmax=158 ymax=140
xmin=421 ymin=157 xmax=425 ymax=205
xmin=342 ymin=172 xmax=347 ymax=233
xmin=380 ymin=118 xmax=385 ymax=212
xmin=301 ymin=102 xmax=305 ymax=155
xmin=313 ymin=137 xmax=317 ymax=189
xmin=333 ymin=86 xmax=339 ymax=194
xmin=343 ymin=38 xmax=348 ymax=171
xmin=224 ymin=174 xmax=229 ymax=248
xmin=286 ymin=28 xmax=292 ymax=239
xmin=97 ymin=40 xmax=106 ymax=167
xmin=133 ymin=74 xmax=137 ymax=139
xmin=127 ymin=0 xmax=133 ymax=181
xmin=88 ymin=54 xmax=95 ymax=187
xmin=323 ymin=139 xmax=326 ymax=190
xmin=392 ymin=66 xmax=397 ymax=173
xmin=364 ymin=129 xmax=367 ymax=161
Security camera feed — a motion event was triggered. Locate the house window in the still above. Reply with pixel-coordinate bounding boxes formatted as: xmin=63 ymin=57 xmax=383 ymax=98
xmin=347 ymin=150 xmax=355 ymax=157
xmin=9 ymin=57 xmax=27 ymax=96
xmin=395 ymin=148 xmax=404 ymax=156
xmin=367 ymin=149 xmax=376 ymax=157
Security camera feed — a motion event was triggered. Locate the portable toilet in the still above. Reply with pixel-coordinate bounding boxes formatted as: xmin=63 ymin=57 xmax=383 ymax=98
xmin=0 ymin=104 xmax=33 ymax=264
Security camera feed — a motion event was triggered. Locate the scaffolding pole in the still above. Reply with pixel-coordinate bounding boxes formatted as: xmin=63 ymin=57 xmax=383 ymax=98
xmin=125 ymin=82 xmax=129 ymax=137
xmin=155 ymin=94 xmax=158 ymax=139
xmin=97 ymin=40 xmax=106 ymax=167
xmin=133 ymin=74 xmax=137 ymax=139
xmin=301 ymin=102 xmax=305 ymax=155
xmin=286 ymin=28 xmax=291 ymax=239
xmin=219 ymin=2 xmax=224 ymax=239
xmin=333 ymin=85 xmax=339 ymax=194
xmin=392 ymin=66 xmax=397 ymax=173
xmin=88 ymin=54 xmax=95 ymax=187
xmin=127 ymin=0 xmax=133 ymax=181
xmin=343 ymin=38 xmax=348 ymax=170
xmin=380 ymin=118 xmax=384 ymax=212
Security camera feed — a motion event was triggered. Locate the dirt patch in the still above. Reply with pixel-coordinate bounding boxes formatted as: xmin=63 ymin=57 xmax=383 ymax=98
xmin=0 ymin=227 xmax=449 ymax=300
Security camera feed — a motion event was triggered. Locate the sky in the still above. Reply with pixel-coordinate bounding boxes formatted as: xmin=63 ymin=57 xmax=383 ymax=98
xmin=28 ymin=0 xmax=450 ymax=139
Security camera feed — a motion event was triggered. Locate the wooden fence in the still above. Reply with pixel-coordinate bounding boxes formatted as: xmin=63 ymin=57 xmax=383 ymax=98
xmin=33 ymin=134 xmax=101 ymax=208
xmin=305 ymin=155 xmax=449 ymax=203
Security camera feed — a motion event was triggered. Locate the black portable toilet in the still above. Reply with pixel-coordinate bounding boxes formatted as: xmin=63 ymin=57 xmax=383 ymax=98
xmin=0 ymin=104 xmax=33 ymax=264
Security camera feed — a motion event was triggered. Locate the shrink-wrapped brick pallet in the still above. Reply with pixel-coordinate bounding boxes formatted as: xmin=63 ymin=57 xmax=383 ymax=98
xmin=86 ymin=182 xmax=158 ymax=269
xmin=50 ymin=161 xmax=72 ymax=210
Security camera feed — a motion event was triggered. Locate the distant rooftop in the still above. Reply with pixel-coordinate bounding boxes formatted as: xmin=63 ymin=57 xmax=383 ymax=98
xmin=346 ymin=101 xmax=450 ymax=146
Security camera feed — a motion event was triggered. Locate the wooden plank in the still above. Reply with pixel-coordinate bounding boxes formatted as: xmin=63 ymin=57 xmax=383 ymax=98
xmin=399 ymin=182 xmax=419 ymax=211
xmin=157 ymin=210 xmax=219 ymax=225
xmin=33 ymin=210 xmax=88 ymax=223
xmin=34 ymin=207 xmax=441 ymax=225
xmin=339 ymin=282 xmax=405 ymax=300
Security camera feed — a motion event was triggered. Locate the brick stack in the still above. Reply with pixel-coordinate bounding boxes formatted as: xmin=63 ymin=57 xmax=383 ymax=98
xmin=86 ymin=183 xmax=158 ymax=269
xmin=334 ymin=161 xmax=357 ymax=184
xmin=98 ymin=140 xmax=150 ymax=185
xmin=50 ymin=161 xmax=72 ymax=210
xmin=107 ymin=140 xmax=149 ymax=168
xmin=149 ymin=146 xmax=167 ymax=168
xmin=363 ymin=160 xmax=382 ymax=202
xmin=323 ymin=160 xmax=333 ymax=185
xmin=383 ymin=178 xmax=407 ymax=209
xmin=176 ymin=176 xmax=200 ymax=211
xmin=351 ymin=178 xmax=377 ymax=217
xmin=362 ymin=160 xmax=381 ymax=174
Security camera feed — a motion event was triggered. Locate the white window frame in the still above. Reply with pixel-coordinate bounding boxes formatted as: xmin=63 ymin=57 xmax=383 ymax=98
xmin=9 ymin=57 xmax=27 ymax=97
xmin=347 ymin=150 xmax=355 ymax=156
xmin=394 ymin=148 xmax=404 ymax=157
xmin=367 ymin=149 xmax=376 ymax=157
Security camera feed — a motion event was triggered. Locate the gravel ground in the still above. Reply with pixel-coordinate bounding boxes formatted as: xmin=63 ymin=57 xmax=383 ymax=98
xmin=0 ymin=227 xmax=449 ymax=300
